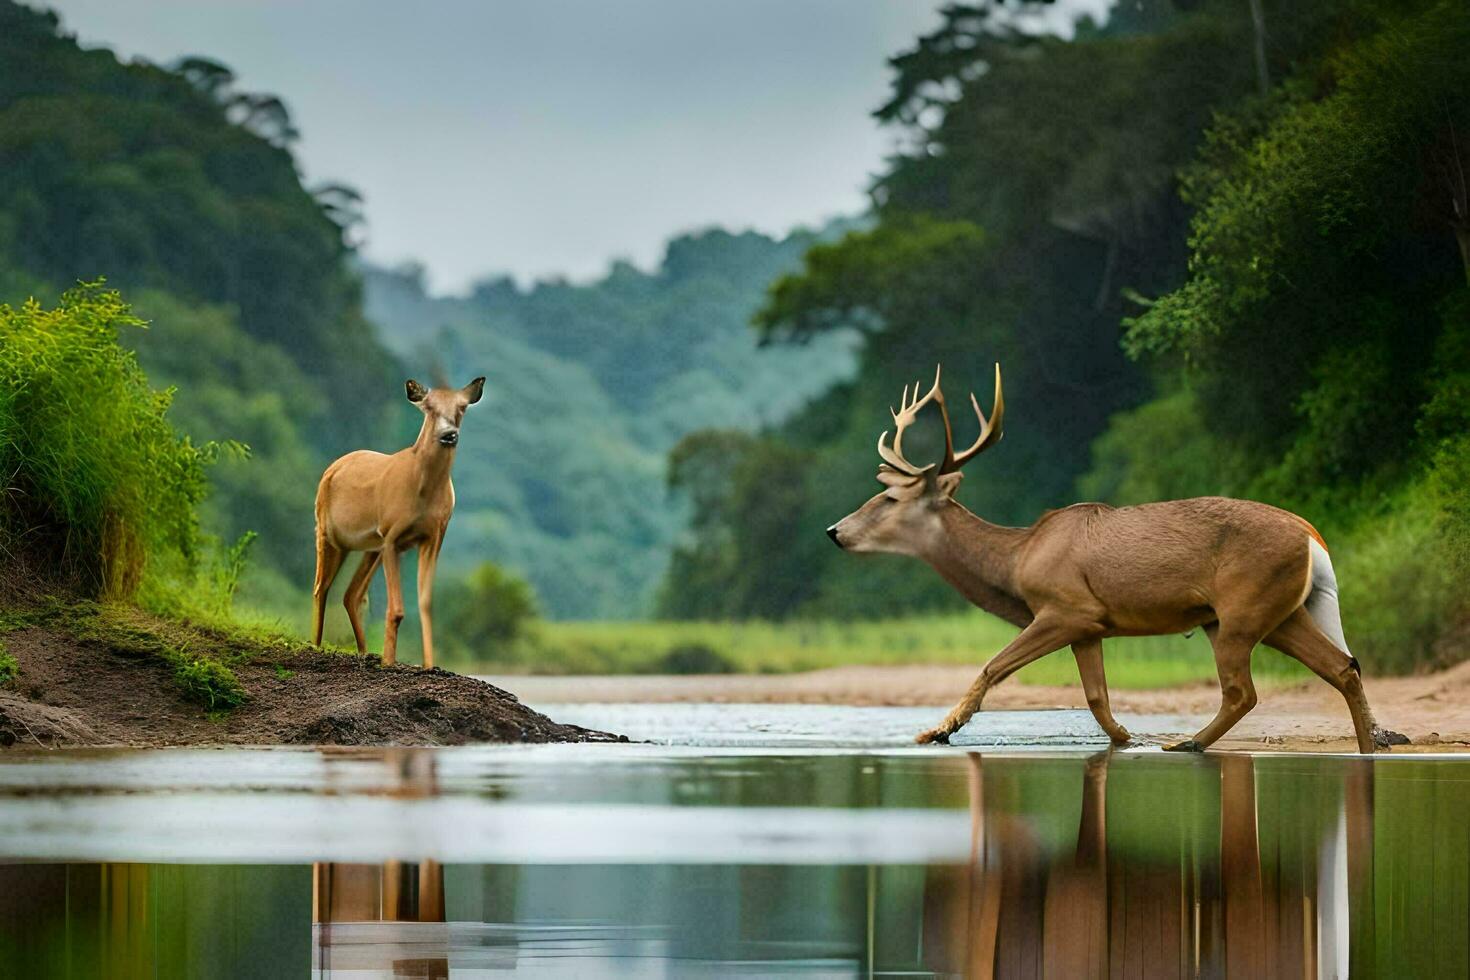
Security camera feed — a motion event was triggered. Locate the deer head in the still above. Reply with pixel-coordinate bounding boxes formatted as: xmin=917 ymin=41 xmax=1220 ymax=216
xmin=826 ymin=364 xmax=1003 ymax=554
xmin=406 ymin=376 xmax=485 ymax=448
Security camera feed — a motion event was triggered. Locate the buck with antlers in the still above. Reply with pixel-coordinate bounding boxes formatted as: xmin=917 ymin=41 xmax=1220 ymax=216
xmin=311 ymin=377 xmax=484 ymax=668
xmin=826 ymin=365 xmax=1405 ymax=753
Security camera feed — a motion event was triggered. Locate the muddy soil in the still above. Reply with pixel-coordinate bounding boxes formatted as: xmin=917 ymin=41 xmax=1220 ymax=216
xmin=0 ymin=624 xmax=622 ymax=749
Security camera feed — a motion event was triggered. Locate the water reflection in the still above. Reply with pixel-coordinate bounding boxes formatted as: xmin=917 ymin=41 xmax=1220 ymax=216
xmin=0 ymin=747 xmax=1466 ymax=976
xmin=934 ymin=752 xmax=1364 ymax=977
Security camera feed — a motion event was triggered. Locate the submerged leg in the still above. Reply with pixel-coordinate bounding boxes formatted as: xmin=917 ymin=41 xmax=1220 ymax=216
xmin=1072 ymin=639 xmax=1130 ymax=744
xmin=917 ymin=616 xmax=1083 ymax=745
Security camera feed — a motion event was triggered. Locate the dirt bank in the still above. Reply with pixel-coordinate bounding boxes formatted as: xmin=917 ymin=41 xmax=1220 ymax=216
xmin=488 ymin=662 xmax=1470 ymax=752
xmin=0 ymin=606 xmax=621 ymax=749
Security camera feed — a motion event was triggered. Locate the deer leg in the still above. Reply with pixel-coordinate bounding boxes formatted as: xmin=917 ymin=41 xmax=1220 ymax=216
xmin=1164 ymin=626 xmax=1258 ymax=752
xmin=381 ymin=545 xmax=405 ymax=667
xmin=917 ymin=617 xmax=1083 ymax=744
xmin=342 ymin=551 xmax=382 ymax=654
xmin=311 ymin=538 xmax=345 ymax=646
xmin=1072 ymin=639 xmax=1130 ymax=744
xmin=416 ymin=537 xmax=442 ymax=670
xmin=1265 ymin=607 xmax=1390 ymax=753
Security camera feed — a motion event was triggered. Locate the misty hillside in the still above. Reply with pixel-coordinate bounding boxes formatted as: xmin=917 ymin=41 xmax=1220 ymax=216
xmin=361 ymin=225 xmax=859 ymax=617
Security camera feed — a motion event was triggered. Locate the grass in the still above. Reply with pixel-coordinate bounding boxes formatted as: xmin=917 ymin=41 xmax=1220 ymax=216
xmin=0 ymin=596 xmax=351 ymax=713
xmin=0 ymin=642 xmax=15 ymax=685
xmin=0 ymin=286 xmax=215 ymax=598
xmin=481 ymin=612 xmax=1315 ymax=689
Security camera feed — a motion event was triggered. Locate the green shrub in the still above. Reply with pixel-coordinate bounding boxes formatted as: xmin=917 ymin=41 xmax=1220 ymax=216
xmin=0 ymin=643 xmax=16 ymax=685
xmin=437 ymin=561 xmax=540 ymax=653
xmin=171 ymin=656 xmax=246 ymax=710
xmin=649 ymin=643 xmax=736 ymax=675
xmin=1333 ymin=487 xmax=1463 ymax=674
xmin=0 ymin=285 xmax=214 ymax=597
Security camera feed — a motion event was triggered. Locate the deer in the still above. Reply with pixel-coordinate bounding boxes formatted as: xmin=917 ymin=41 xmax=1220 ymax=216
xmin=311 ymin=376 xmax=484 ymax=668
xmin=825 ymin=364 xmax=1407 ymax=753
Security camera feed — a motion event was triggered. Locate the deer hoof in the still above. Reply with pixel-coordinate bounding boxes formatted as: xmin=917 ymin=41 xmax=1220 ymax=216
xmin=1162 ymin=739 xmax=1204 ymax=753
xmin=1373 ymin=727 xmax=1410 ymax=748
xmin=915 ymin=728 xmax=951 ymax=745
xmin=1108 ymin=728 xmax=1132 ymax=745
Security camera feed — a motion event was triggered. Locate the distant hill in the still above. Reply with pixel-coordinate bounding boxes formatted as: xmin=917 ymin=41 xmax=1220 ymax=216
xmin=361 ymin=225 xmax=860 ymax=618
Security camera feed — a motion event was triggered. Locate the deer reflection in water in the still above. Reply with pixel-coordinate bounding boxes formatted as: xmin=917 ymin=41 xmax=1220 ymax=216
xmin=313 ymin=749 xmax=447 ymax=980
xmin=925 ymin=751 xmax=1373 ymax=980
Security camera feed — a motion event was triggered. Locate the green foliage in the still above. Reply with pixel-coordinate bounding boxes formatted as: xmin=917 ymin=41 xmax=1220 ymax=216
xmin=171 ymin=655 xmax=246 ymax=710
xmin=0 ymin=642 xmax=15 ymax=685
xmin=658 ymin=431 xmax=826 ymax=619
xmin=0 ymin=2 xmax=395 ymax=445
xmin=1078 ymin=388 xmax=1250 ymax=504
xmin=1089 ymin=2 xmax=1470 ymax=670
xmin=0 ymin=285 xmax=212 ymax=596
xmin=648 ymin=643 xmax=736 ymax=675
xmin=438 ymin=561 xmax=540 ymax=653
xmin=755 ymin=217 xmax=989 ymax=342
xmin=1124 ymin=2 xmax=1470 ymax=462
xmin=125 ymin=289 xmax=325 ymax=588
xmin=208 ymin=531 xmax=257 ymax=615
xmin=0 ymin=4 xmax=408 ymax=621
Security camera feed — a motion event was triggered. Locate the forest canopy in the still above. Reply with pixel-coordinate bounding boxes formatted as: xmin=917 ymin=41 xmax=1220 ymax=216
xmin=660 ymin=0 xmax=1470 ymax=671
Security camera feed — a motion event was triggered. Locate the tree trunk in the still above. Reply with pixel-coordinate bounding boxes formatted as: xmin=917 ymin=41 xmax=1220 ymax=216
xmin=1248 ymin=0 xmax=1269 ymax=97
xmin=1455 ymin=223 xmax=1470 ymax=287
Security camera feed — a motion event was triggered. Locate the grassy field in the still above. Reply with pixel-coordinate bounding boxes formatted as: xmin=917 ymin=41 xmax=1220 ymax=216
xmin=482 ymin=612 xmax=1315 ymax=689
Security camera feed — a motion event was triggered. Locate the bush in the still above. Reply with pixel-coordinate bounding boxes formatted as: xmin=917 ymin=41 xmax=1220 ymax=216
xmin=0 ymin=644 xmax=16 ymax=685
xmin=0 ymin=285 xmax=214 ymax=596
xmin=171 ymin=656 xmax=246 ymax=710
xmin=433 ymin=562 xmax=540 ymax=663
xmin=649 ymin=643 xmax=736 ymax=675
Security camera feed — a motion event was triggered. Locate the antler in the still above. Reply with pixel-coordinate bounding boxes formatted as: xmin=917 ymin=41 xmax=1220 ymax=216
xmin=940 ymin=362 xmax=1004 ymax=473
xmin=877 ymin=367 xmax=944 ymax=476
xmin=876 ymin=363 xmax=1004 ymax=478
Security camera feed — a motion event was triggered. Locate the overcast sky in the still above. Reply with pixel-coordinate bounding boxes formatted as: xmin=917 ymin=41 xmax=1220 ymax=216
xmin=44 ymin=0 xmax=1106 ymax=294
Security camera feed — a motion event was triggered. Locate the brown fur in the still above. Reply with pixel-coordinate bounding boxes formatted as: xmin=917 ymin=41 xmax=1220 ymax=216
xmin=312 ymin=378 xmax=483 ymax=667
xmin=829 ymin=368 xmax=1389 ymax=752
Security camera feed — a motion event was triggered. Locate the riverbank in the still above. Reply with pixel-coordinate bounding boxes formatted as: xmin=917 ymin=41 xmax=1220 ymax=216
xmin=0 ymin=600 xmax=620 ymax=748
xmin=488 ymin=661 xmax=1470 ymax=751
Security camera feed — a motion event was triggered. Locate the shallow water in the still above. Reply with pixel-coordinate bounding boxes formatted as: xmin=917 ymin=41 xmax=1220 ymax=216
xmin=0 ymin=706 xmax=1467 ymax=977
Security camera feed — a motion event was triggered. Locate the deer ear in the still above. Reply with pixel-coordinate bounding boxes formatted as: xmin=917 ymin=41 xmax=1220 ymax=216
xmin=462 ymin=376 xmax=486 ymax=405
xmin=405 ymin=379 xmax=428 ymax=403
xmin=935 ymin=472 xmax=964 ymax=498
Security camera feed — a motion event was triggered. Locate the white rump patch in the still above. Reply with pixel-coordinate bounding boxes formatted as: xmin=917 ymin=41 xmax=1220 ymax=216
xmin=1305 ymin=538 xmax=1352 ymax=655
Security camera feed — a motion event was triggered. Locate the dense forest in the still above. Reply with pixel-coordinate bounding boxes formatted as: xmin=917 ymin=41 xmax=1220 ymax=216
xmin=0 ymin=0 xmax=397 ymax=614
xmin=660 ymin=0 xmax=1469 ymax=671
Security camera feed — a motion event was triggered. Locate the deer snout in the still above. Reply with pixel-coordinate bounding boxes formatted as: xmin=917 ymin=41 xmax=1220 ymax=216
xmin=826 ymin=524 xmax=845 ymax=549
xmin=438 ymin=429 xmax=459 ymax=447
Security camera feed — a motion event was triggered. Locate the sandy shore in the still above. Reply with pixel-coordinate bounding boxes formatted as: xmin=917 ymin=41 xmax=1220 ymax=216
xmin=486 ymin=661 xmax=1470 ymax=752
